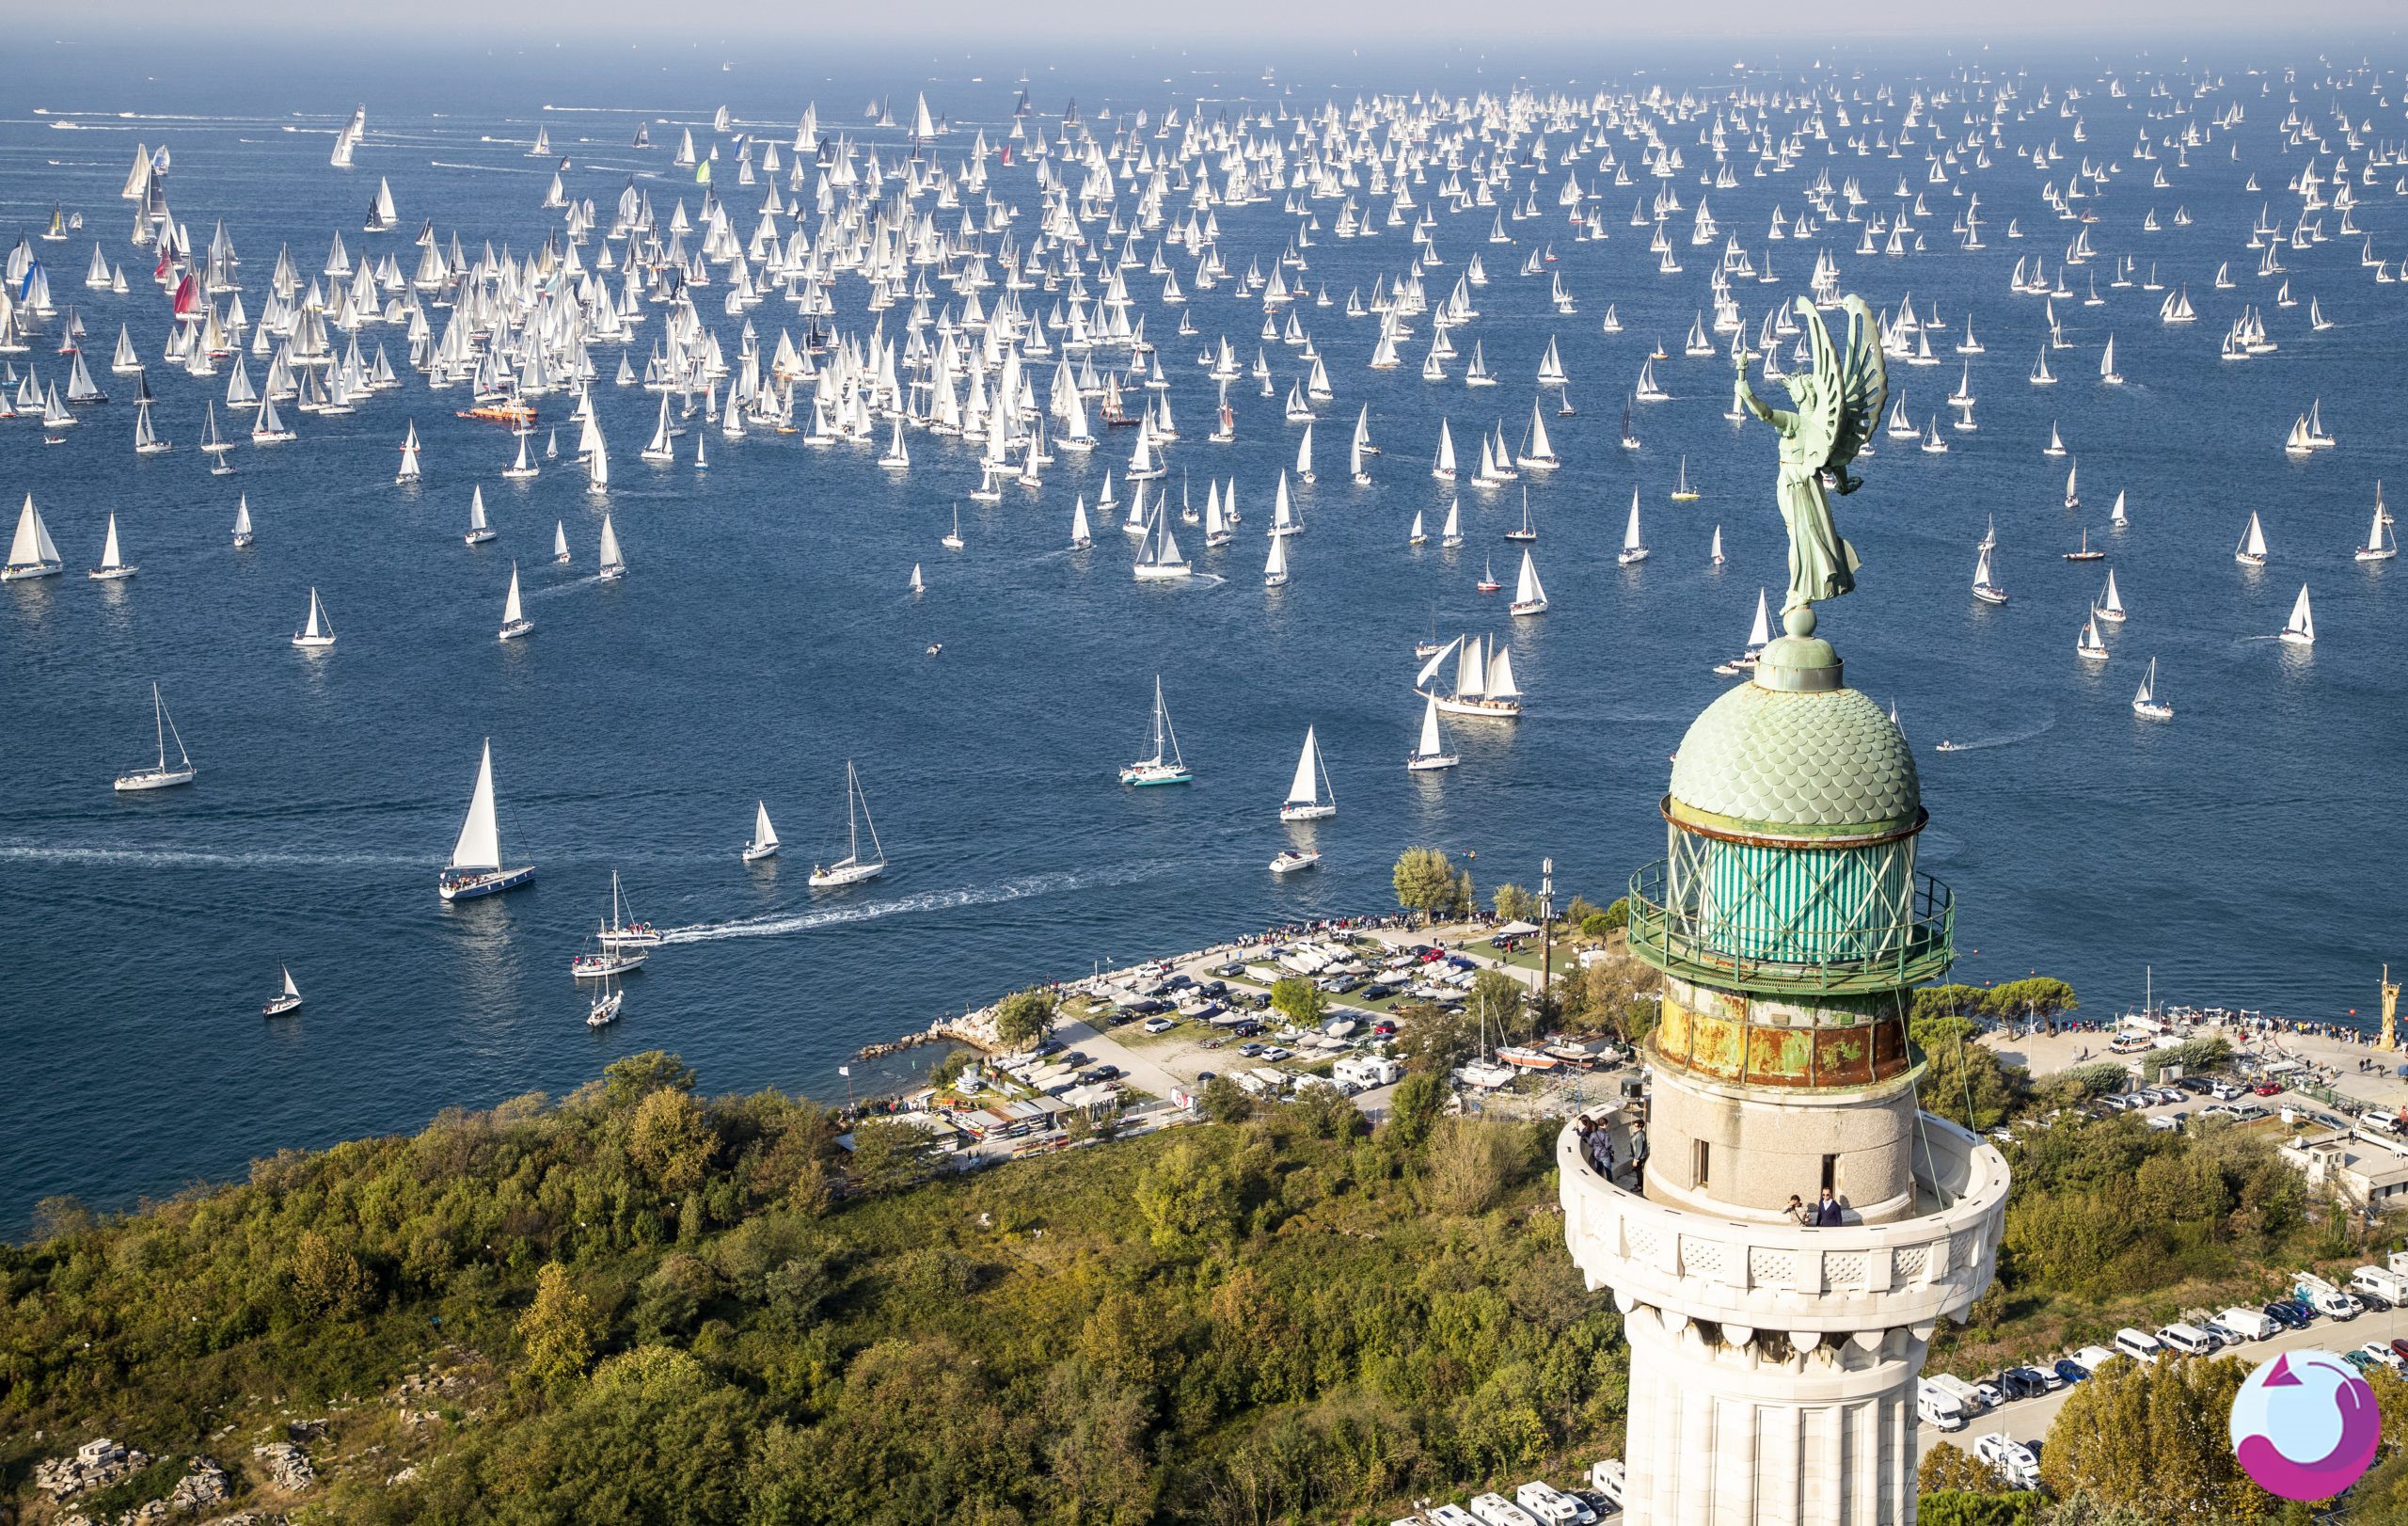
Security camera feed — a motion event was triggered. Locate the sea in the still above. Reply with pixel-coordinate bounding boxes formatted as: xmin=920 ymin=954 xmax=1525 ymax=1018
xmin=2 ymin=38 xmax=2401 ymax=1237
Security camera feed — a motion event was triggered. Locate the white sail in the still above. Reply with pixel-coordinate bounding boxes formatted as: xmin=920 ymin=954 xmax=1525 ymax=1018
xmin=5 ymin=493 xmax=63 ymax=576
xmin=1746 ymin=588 xmax=1772 ymax=649
xmin=598 ymin=513 xmax=624 ymax=573
xmin=1264 ymin=532 xmax=1289 ymax=583
xmin=1454 ymin=633 xmax=1486 ymax=698
xmin=752 ymin=801 xmax=779 ymax=850
xmin=231 ymin=497 xmax=254 ymax=543
xmin=98 ymin=514 xmax=123 ymax=572
xmin=1416 ymin=635 xmax=1462 ymax=691
xmin=502 ymin=564 xmax=525 ymax=626
xmin=552 ymin=520 xmax=570 ymax=562
xmin=2282 ymin=584 xmax=2315 ymax=644
xmin=2240 ymin=510 xmax=2269 ymax=560
xmin=1513 ymin=548 xmax=1547 ymax=608
xmin=1622 ymin=492 xmax=1644 ymax=550
xmin=449 ymin=739 xmax=503 ymax=872
xmin=1485 ymin=643 xmax=1521 ymax=700
xmin=303 ymin=587 xmax=327 ymax=641
xmin=1414 ymin=692 xmax=1450 ymax=760
xmin=1286 ymin=729 xmax=1322 ymax=806
xmin=1069 ymin=497 xmax=1092 ymax=546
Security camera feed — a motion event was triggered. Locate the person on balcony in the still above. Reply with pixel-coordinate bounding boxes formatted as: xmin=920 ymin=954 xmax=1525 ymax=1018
xmin=1814 ymin=1187 xmax=1846 ymax=1226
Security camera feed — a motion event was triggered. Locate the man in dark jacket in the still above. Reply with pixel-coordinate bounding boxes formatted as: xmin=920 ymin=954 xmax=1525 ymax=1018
xmin=1814 ymin=1187 xmax=1845 ymax=1226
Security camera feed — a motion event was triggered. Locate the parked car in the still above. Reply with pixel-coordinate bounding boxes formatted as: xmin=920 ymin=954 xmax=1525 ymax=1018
xmin=2265 ymin=1299 xmax=2315 ymax=1331
xmin=2173 ymin=1076 xmax=2214 ymax=1095
xmin=2211 ymin=1081 xmax=2244 ymax=1101
xmin=1142 ymin=1016 xmax=1176 ymax=1034
xmin=2254 ymin=1083 xmax=2285 ymax=1097
xmin=2112 ymin=1327 xmax=2166 ymax=1365
xmin=2052 ymin=1358 xmax=2092 ymax=1386
xmin=1995 ymin=1367 xmax=2047 ymax=1400
xmin=2070 ymin=1344 xmax=2123 ymax=1375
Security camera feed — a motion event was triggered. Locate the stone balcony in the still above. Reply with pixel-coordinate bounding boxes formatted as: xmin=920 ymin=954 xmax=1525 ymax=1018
xmin=1559 ymin=1116 xmax=2009 ymax=1336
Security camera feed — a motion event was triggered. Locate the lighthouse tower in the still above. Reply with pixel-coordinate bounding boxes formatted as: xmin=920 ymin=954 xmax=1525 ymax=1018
xmin=1560 ymin=616 xmax=2009 ymax=1525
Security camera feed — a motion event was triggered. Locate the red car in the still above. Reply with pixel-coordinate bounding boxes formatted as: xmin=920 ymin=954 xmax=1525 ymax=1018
xmin=2253 ymin=1083 xmax=2284 ymax=1097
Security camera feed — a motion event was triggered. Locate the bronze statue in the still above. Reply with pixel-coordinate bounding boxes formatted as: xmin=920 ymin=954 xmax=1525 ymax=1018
xmin=1733 ymin=294 xmax=1888 ymax=632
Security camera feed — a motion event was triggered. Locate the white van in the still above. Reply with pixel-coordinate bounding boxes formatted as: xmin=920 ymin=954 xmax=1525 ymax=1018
xmin=2070 ymin=1344 xmax=2122 ymax=1375
xmin=2113 ymin=1327 xmax=2165 ymax=1365
xmin=1468 ymin=1493 xmax=1539 ymax=1526
xmin=2216 ymin=1306 xmax=2279 ymax=1342
xmin=1427 ymin=1508 xmax=1481 ymax=1526
xmin=2157 ymin=1323 xmax=2219 ymax=1358
xmin=1918 ymin=1379 xmax=1968 ymax=1431
xmin=1512 ymin=1482 xmax=1580 ymax=1525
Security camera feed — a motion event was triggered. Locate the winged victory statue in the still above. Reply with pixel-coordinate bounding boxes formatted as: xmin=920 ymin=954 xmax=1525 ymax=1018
xmin=1733 ymin=294 xmax=1888 ymax=635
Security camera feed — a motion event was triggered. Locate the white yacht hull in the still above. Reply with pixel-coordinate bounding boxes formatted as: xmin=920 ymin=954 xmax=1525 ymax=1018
xmin=114 ymin=766 xmax=196 ymax=791
xmin=438 ymin=864 xmax=535 ymax=901
xmin=808 ymin=859 xmax=885 ymax=888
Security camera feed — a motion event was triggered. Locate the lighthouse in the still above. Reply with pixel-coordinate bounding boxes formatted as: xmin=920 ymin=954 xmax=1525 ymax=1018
xmin=1560 ymin=612 xmax=2010 ymax=1524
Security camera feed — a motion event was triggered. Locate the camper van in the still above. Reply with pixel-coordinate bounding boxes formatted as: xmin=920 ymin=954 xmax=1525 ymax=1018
xmin=2156 ymin=1322 xmax=2220 ymax=1358
xmin=2353 ymin=1266 xmax=2408 ymax=1305
xmin=1917 ymin=1379 xmax=1969 ymax=1431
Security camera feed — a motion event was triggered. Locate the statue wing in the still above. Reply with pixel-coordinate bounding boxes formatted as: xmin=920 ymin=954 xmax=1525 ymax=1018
xmin=1826 ymin=294 xmax=1888 ymax=483
xmin=1790 ymin=296 xmax=1846 ymax=469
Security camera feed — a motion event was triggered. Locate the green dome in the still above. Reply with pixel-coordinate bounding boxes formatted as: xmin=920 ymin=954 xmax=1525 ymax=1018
xmin=1669 ymin=679 xmax=1921 ymax=835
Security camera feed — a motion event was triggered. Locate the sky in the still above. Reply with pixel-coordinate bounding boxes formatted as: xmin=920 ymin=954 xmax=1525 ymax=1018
xmin=16 ymin=1 xmax=2408 ymax=47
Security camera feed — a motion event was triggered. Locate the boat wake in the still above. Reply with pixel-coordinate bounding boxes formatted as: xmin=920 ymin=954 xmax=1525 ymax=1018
xmin=1932 ymin=712 xmax=2058 ymax=753
xmin=0 ymin=843 xmax=417 ymax=869
xmin=657 ymin=866 xmax=1154 ymax=945
xmin=430 ymin=160 xmax=547 ymax=174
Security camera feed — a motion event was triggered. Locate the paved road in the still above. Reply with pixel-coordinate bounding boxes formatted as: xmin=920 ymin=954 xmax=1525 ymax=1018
xmin=1922 ymin=1298 xmax=2408 ymax=1449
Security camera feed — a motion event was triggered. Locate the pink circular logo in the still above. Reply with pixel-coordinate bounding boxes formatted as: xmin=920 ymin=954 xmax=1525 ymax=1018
xmin=2229 ymin=1351 xmax=2381 ymax=1501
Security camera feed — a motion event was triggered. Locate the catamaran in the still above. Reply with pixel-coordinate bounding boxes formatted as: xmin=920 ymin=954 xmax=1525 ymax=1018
xmin=498 ymin=564 xmax=533 ymax=641
xmin=2131 ymin=658 xmax=2174 ymax=720
xmin=742 ymin=800 xmax=781 ymax=863
xmin=808 ymin=761 xmax=888 ymax=887
xmin=261 ymin=965 xmax=304 ymax=1019
xmin=1406 ymin=692 xmax=1459 ymax=771
xmin=2278 ymin=585 xmax=2316 ymax=646
xmin=114 ymin=682 xmax=197 ymax=791
xmin=5 ymin=493 xmax=63 ymax=580
xmin=436 ymin=739 xmax=534 ymax=901
xmin=1120 ymin=676 xmax=1193 ymax=786
xmin=87 ymin=513 xmax=135 ymax=580
xmin=292 ymin=586 xmax=336 ymax=649
xmin=1278 ymin=726 xmax=1337 ymax=820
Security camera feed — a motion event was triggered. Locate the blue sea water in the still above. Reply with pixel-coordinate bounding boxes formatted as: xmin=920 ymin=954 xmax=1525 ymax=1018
xmin=2 ymin=40 xmax=2401 ymax=1236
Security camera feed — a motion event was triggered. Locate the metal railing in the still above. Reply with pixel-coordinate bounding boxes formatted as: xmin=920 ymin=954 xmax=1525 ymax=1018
xmin=1626 ymin=863 xmax=1956 ymax=996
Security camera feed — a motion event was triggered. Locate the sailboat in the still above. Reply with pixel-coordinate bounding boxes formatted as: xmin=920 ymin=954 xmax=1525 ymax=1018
xmin=1476 ymin=558 xmax=1502 ymax=594
xmin=231 ymin=496 xmax=255 ymax=548
xmin=2094 ymin=569 xmax=2127 ymax=624
xmin=2109 ymin=490 xmax=2129 ymax=530
xmin=1505 ymin=490 xmax=1538 ymax=542
xmin=464 ymin=485 xmax=496 ymax=546
xmin=1263 ymin=531 xmax=1291 ymax=588
xmin=2062 ymin=459 xmax=2080 ymax=509
xmin=436 ymin=739 xmax=534 ymax=900
xmin=2356 ymin=487 xmax=2397 ymax=562
xmin=1119 ymin=676 xmax=1194 ymax=786
xmin=942 ymin=505 xmax=964 ymax=550
xmin=2234 ymin=511 xmax=2269 ymax=566
xmin=1440 ymin=497 xmax=1465 ymax=548
xmin=597 ymin=513 xmax=626 ymax=579
xmin=292 ymin=586 xmax=337 ymax=649
xmin=589 ymin=869 xmax=658 ymax=947
xmin=551 ymin=520 xmax=570 ymax=564
xmin=1406 ymin=692 xmax=1459 ymax=771
xmin=498 ymin=564 xmax=533 ymax=641
xmin=1278 ymin=726 xmax=1337 ymax=820
xmin=2278 ymin=585 xmax=2316 ymax=646
xmin=1408 ymin=509 xmax=1426 ymax=546
xmin=909 ymin=563 xmax=926 ymax=595
xmin=1715 ymin=589 xmax=1774 ymax=676
xmin=1971 ymin=543 xmax=2008 ymax=605
xmin=804 ymin=760 xmax=891 ymax=890
xmin=114 ymin=682 xmax=197 ymax=791
xmin=2076 ymin=615 xmax=2110 ymax=661
xmin=501 ymin=431 xmax=540 ymax=481
xmin=4 ymin=492 xmax=64 ymax=580
xmin=1069 ymin=496 xmax=1094 ymax=550
xmin=2063 ymin=528 xmax=2104 ymax=562
xmin=585 ymin=972 xmax=625 ymax=1027
xmin=1710 ymin=525 xmax=1725 ymax=565
xmin=1133 ymin=504 xmax=1192 ymax=580
xmin=1510 ymin=548 xmax=1549 ymax=614
xmin=261 ymin=965 xmax=304 ymax=1018
xmin=1617 ymin=490 xmax=1650 ymax=565
xmin=742 ymin=800 xmax=781 ymax=863
xmin=87 ymin=513 xmax=135 ymax=580
xmin=1670 ymin=456 xmax=1700 ymax=501
xmin=2131 ymin=658 xmax=2174 ymax=720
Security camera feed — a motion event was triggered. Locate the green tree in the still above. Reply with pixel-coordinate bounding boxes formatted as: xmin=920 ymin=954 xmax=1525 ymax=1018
xmin=1423 ymin=1117 xmax=1519 ymax=1216
xmin=1392 ymin=847 xmax=1459 ymax=925
xmin=1919 ymin=1492 xmax=2041 ymax=1526
xmin=1133 ymin=1139 xmax=1244 ymax=1252
xmin=1492 ymin=883 xmax=1534 ymax=922
xmin=846 ymin=1117 xmax=933 ymax=1197
xmin=1395 ymin=1001 xmax=1475 ymax=1073
xmin=1921 ymin=1440 xmax=2001 ymax=1494
xmin=1453 ymin=868 xmax=1478 ymax=919
xmin=603 ymin=1049 xmax=697 ymax=1109
xmin=1912 ymin=1014 xmax=2026 ymax=1132
xmin=1470 ymin=968 xmax=1530 ymax=1042
xmin=1197 ymin=1073 xmax=1255 ymax=1123
xmin=1271 ymin=976 xmax=1330 ymax=1028
xmin=1386 ymin=1071 xmax=1449 ymax=1152
xmin=289 ymin=1230 xmax=376 ymax=1321
xmin=518 ymin=1262 xmax=603 ymax=1390
xmin=992 ymin=985 xmax=1062 ymax=1051
xmin=2038 ymin=1355 xmax=2266 ymax=1518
